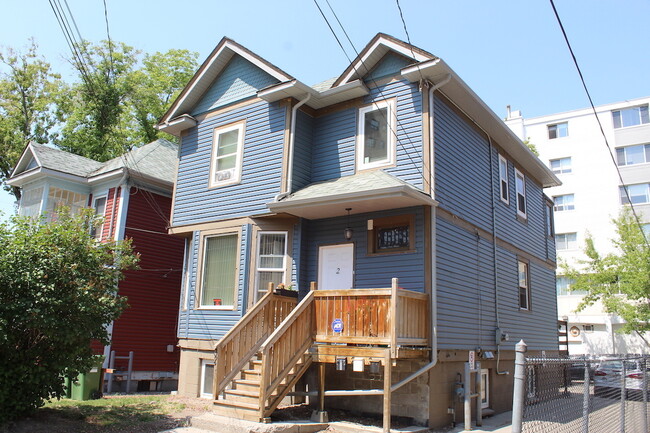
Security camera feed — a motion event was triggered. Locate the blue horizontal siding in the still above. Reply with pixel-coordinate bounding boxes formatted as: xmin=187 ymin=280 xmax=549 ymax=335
xmin=365 ymin=52 xmax=413 ymax=82
xmin=192 ymin=56 xmax=280 ymax=115
xmin=293 ymin=110 xmax=314 ymax=191
xmin=311 ymin=108 xmax=356 ymax=182
xmin=173 ymin=101 xmax=286 ymax=226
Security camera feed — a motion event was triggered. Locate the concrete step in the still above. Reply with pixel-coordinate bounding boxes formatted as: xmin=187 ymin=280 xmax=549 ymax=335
xmin=190 ymin=412 xmax=327 ymax=433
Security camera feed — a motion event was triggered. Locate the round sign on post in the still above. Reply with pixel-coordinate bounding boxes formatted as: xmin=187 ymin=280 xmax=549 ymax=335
xmin=332 ymin=318 xmax=344 ymax=333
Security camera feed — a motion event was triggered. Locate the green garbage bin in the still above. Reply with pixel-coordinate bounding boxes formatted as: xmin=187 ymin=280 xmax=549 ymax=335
xmin=70 ymin=356 xmax=104 ymax=400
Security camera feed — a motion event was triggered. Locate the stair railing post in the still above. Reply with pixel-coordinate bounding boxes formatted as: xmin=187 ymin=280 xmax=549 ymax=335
xmin=383 ymin=349 xmax=392 ymax=433
xmin=390 ymin=278 xmax=398 ymax=358
xmin=258 ymin=348 xmax=271 ymax=423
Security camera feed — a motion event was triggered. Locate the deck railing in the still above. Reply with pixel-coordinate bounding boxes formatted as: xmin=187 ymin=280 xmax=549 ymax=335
xmin=313 ymin=278 xmax=428 ymax=355
xmin=213 ymin=288 xmax=297 ymax=399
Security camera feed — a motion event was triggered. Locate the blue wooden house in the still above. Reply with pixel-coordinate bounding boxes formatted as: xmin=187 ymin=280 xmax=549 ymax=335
xmin=158 ymin=33 xmax=560 ymax=429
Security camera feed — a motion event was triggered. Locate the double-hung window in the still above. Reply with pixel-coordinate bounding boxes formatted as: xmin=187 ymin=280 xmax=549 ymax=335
xmin=90 ymin=195 xmax=107 ymax=239
xmin=518 ymin=260 xmax=530 ymax=310
xmin=548 ymin=122 xmax=568 ymax=139
xmin=616 ymin=144 xmax=650 ymax=166
xmin=515 ymin=169 xmax=526 ymax=218
xmin=620 ymin=183 xmax=650 ymax=205
xmin=556 ymin=233 xmax=577 ymax=250
xmin=200 ymin=233 xmax=239 ymax=308
xmin=553 ymin=194 xmax=575 ymax=211
xmin=612 ymin=105 xmax=649 ymax=129
xmin=499 ymin=155 xmax=509 ymax=203
xmin=550 ymin=157 xmax=572 ymax=174
xmin=210 ymin=122 xmax=244 ymax=187
xmin=357 ymin=99 xmax=396 ymax=170
xmin=255 ymin=232 xmax=287 ymax=301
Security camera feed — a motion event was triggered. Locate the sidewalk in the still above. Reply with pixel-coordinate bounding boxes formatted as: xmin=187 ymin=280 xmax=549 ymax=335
xmin=442 ymin=411 xmax=512 ymax=433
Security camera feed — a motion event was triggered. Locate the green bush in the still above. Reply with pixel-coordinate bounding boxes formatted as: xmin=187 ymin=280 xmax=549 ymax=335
xmin=0 ymin=209 xmax=138 ymax=423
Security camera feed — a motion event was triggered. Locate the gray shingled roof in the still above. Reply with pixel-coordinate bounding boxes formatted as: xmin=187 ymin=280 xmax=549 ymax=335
xmin=30 ymin=142 xmax=103 ymax=177
xmin=91 ymin=139 xmax=178 ymax=183
xmin=281 ymin=170 xmax=424 ymax=202
xmin=310 ymin=77 xmax=337 ymax=92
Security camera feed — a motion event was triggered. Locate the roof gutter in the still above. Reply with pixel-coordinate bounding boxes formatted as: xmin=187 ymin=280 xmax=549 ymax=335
xmin=275 ymin=92 xmax=311 ymax=201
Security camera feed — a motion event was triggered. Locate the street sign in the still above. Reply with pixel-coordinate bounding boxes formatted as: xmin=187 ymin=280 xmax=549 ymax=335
xmin=469 ymin=350 xmax=476 ymax=370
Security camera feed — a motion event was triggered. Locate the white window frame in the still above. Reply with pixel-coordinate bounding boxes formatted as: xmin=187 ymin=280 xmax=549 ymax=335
xmin=498 ymin=155 xmax=509 ymax=204
xmin=481 ymin=369 xmax=490 ymax=409
xmin=356 ymin=99 xmax=396 ymax=170
xmin=197 ymin=230 xmax=241 ymax=310
xmin=549 ymin=157 xmax=572 ymax=174
xmin=90 ymin=194 xmax=108 ymax=239
xmin=620 ymin=183 xmax=650 ymax=205
xmin=548 ymin=122 xmax=568 ymax=139
xmin=553 ymin=194 xmax=575 ymax=212
xmin=181 ymin=236 xmax=194 ymax=311
xmin=518 ymin=259 xmax=530 ymax=311
xmin=209 ymin=122 xmax=245 ymax=188
xmin=18 ymin=185 xmax=45 ymax=218
xmin=612 ymin=105 xmax=649 ymax=129
xmin=556 ymin=232 xmax=577 ymax=251
xmin=254 ymin=231 xmax=288 ymax=302
xmin=515 ymin=169 xmax=527 ymax=219
xmin=616 ymin=144 xmax=650 ymax=166
xmin=200 ymin=359 xmax=214 ymax=399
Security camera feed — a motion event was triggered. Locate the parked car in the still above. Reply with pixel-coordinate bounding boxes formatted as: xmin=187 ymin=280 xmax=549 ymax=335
xmin=594 ymin=359 xmax=650 ymax=399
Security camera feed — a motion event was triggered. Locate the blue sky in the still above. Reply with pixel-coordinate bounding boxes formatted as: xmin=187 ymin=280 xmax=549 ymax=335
xmin=1 ymin=0 xmax=649 ymax=218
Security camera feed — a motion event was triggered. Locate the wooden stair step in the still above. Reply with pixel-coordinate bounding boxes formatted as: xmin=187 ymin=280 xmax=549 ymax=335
xmin=213 ymin=400 xmax=260 ymax=422
xmin=232 ymin=379 xmax=261 ymax=392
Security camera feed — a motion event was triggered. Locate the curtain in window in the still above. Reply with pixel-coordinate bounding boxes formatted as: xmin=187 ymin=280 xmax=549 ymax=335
xmin=202 ymin=234 xmax=238 ymax=306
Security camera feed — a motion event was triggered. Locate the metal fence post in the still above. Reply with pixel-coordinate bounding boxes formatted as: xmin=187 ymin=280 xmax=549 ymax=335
xmin=619 ymin=360 xmax=626 ymax=433
xmin=107 ymin=350 xmax=115 ymax=393
xmin=511 ymin=340 xmax=527 ymax=433
xmin=464 ymin=361 xmax=471 ymax=430
xmin=582 ymin=360 xmax=590 ymax=433
xmin=643 ymin=357 xmax=648 ymax=433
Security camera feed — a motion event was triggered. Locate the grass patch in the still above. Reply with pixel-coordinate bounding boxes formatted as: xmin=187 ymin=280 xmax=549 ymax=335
xmin=43 ymin=395 xmax=186 ymax=427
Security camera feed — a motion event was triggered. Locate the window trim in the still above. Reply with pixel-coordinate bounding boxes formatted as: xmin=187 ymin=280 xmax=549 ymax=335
xmin=254 ymin=231 xmax=288 ymax=301
xmin=498 ymin=155 xmax=509 ymax=204
xmin=612 ymin=104 xmax=649 ymax=129
xmin=620 ymin=183 xmax=650 ymax=205
xmin=553 ymin=194 xmax=575 ymax=212
xmin=90 ymin=194 xmax=108 ymax=240
xmin=180 ymin=236 xmax=194 ymax=311
xmin=549 ymin=157 xmax=572 ymax=174
xmin=545 ymin=200 xmax=554 ymax=239
xmin=208 ymin=121 xmax=245 ymax=188
xmin=356 ymin=99 xmax=397 ymax=171
xmin=200 ymin=359 xmax=214 ymax=399
xmin=556 ymin=232 xmax=578 ymax=251
xmin=518 ymin=259 xmax=531 ymax=311
xmin=367 ymin=214 xmax=416 ymax=256
xmin=616 ymin=143 xmax=650 ymax=166
xmin=195 ymin=228 xmax=241 ymax=310
xmin=547 ymin=122 xmax=568 ymax=139
xmin=515 ymin=169 xmax=527 ymax=219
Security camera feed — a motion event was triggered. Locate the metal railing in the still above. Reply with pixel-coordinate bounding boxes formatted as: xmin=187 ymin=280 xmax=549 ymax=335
xmin=512 ymin=340 xmax=650 ymax=433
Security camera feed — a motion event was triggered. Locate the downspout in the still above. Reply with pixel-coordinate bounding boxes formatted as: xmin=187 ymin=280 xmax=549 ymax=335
xmin=390 ymin=75 xmax=451 ymax=393
xmin=275 ymin=93 xmax=312 ymax=201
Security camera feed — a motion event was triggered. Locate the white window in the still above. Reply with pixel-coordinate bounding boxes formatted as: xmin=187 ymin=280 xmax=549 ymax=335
xmin=583 ymin=324 xmax=594 ymax=333
xmin=90 ymin=195 xmax=107 ymax=239
xmin=200 ymin=359 xmax=214 ymax=399
xmin=545 ymin=202 xmax=554 ymax=238
xmin=19 ymin=186 xmax=44 ymax=218
xmin=643 ymin=224 xmax=650 ymax=241
xmin=556 ymin=233 xmax=577 ymax=250
xmin=209 ymin=122 xmax=244 ymax=187
xmin=200 ymin=233 xmax=239 ymax=308
xmin=620 ymin=183 xmax=650 ymax=205
xmin=548 ymin=122 xmax=568 ymax=139
xmin=499 ymin=155 xmax=509 ymax=203
xmin=553 ymin=194 xmax=575 ymax=211
xmin=357 ymin=99 xmax=396 ymax=170
xmin=515 ymin=169 xmax=526 ymax=218
xmin=481 ymin=369 xmax=490 ymax=409
xmin=550 ymin=157 xmax=572 ymax=174
xmin=45 ymin=187 xmax=87 ymax=221
xmin=181 ymin=236 xmax=194 ymax=311
xmin=255 ymin=232 xmax=287 ymax=301
xmin=518 ymin=260 xmax=530 ymax=310
xmin=556 ymin=276 xmax=581 ymax=295
xmin=616 ymin=144 xmax=650 ymax=166
xmin=612 ymin=105 xmax=649 ymax=129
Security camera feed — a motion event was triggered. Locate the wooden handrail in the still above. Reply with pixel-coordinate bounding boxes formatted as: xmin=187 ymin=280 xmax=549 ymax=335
xmin=213 ymin=291 xmax=297 ymax=399
xmin=258 ymin=291 xmax=315 ymax=418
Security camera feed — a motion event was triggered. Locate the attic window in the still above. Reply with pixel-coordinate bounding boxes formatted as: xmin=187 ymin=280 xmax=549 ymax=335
xmin=209 ymin=122 xmax=244 ymax=188
xmin=357 ymin=99 xmax=396 ymax=170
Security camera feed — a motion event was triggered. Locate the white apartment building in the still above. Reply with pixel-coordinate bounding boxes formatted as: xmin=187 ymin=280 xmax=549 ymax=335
xmin=506 ymin=97 xmax=650 ymax=355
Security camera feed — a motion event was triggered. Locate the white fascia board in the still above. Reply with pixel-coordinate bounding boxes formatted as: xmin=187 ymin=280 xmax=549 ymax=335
xmin=10 ymin=145 xmax=39 ymax=178
xmin=156 ymin=114 xmax=198 ymax=136
xmin=258 ymin=79 xmax=369 ymax=109
xmin=87 ymin=168 xmax=125 ymax=185
xmin=8 ymin=167 xmax=87 ymax=187
xmin=339 ymin=37 xmax=431 ymax=86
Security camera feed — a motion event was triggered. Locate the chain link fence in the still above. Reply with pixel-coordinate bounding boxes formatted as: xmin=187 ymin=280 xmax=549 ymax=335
xmin=512 ymin=342 xmax=649 ymax=433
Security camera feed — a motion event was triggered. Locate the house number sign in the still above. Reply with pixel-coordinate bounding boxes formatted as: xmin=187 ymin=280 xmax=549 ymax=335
xmin=332 ymin=318 xmax=344 ymax=333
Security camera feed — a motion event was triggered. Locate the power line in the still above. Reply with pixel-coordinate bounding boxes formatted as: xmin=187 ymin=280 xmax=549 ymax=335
xmin=313 ymin=0 xmax=431 ymax=191
xmin=549 ymin=0 xmax=650 ymax=249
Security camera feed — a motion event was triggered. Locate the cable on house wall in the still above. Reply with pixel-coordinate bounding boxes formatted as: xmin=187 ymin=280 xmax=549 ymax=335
xmin=549 ymin=0 xmax=650 ymax=249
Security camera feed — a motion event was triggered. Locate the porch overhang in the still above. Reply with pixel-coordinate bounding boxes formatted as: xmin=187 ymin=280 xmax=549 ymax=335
xmin=267 ymin=171 xmax=437 ymax=219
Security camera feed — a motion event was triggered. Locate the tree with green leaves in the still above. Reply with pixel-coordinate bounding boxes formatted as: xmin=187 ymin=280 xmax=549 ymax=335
xmin=0 ymin=209 xmax=138 ymax=422
xmin=0 ymin=40 xmax=63 ymax=199
xmin=562 ymin=207 xmax=650 ymax=343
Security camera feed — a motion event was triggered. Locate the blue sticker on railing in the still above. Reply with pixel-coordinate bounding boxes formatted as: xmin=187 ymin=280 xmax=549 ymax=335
xmin=332 ymin=318 xmax=344 ymax=333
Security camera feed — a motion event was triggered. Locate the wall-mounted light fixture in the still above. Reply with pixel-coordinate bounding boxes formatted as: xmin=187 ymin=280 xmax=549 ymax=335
xmin=344 ymin=208 xmax=353 ymax=240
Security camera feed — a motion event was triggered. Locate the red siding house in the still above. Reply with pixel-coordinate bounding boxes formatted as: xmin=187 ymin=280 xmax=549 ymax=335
xmin=8 ymin=139 xmax=185 ymax=392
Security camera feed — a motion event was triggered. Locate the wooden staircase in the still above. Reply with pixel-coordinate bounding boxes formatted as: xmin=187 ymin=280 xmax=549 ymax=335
xmin=212 ymin=289 xmax=315 ymax=422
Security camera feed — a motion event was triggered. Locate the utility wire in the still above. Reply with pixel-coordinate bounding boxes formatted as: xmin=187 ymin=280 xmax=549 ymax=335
xmin=313 ymin=0 xmax=431 ymax=191
xmin=102 ymin=0 xmax=115 ymax=84
xmin=549 ymin=0 xmax=650 ymax=249
xmin=395 ymin=0 xmax=425 ymax=83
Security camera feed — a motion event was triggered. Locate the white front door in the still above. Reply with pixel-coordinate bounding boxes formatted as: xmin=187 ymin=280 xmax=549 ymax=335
xmin=318 ymin=243 xmax=354 ymax=290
